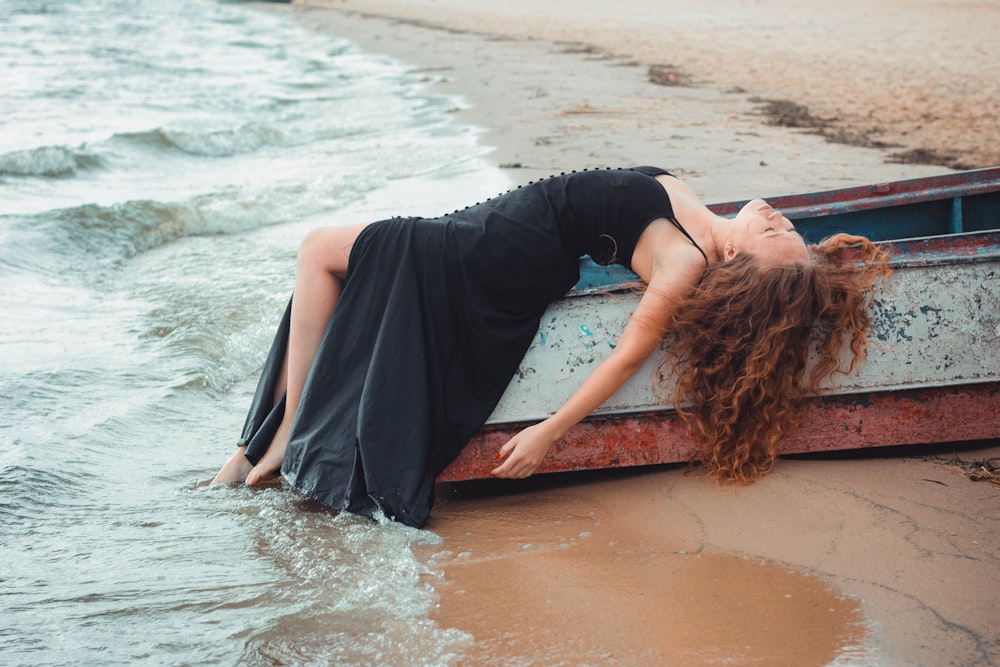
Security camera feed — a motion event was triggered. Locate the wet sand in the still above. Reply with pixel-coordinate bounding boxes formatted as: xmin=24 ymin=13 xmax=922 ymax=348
xmin=420 ymin=470 xmax=870 ymax=666
xmin=423 ymin=453 xmax=999 ymax=665
xmin=269 ymin=2 xmax=999 ymax=664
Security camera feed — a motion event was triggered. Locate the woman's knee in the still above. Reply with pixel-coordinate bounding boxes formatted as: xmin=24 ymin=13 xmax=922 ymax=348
xmin=297 ymin=225 xmax=361 ymax=276
xmin=298 ymin=228 xmax=331 ymax=263
xmin=297 ymin=228 xmax=340 ymax=271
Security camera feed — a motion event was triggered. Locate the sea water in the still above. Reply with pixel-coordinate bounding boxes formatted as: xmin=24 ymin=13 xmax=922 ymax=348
xmin=0 ymin=1 xmax=508 ymax=664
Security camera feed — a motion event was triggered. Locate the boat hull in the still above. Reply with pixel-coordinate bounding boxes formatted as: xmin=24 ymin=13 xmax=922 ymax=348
xmin=439 ymin=229 xmax=1000 ymax=482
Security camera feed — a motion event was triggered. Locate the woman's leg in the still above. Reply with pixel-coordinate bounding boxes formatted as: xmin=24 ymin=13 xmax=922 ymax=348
xmin=214 ymin=223 xmax=367 ymax=486
xmin=211 ymin=347 xmax=289 ymax=486
xmin=244 ymin=223 xmax=368 ymax=485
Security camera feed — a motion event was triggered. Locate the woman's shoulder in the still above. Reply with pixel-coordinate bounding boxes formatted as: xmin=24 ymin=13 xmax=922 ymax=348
xmin=631 ymin=219 xmax=710 ymax=285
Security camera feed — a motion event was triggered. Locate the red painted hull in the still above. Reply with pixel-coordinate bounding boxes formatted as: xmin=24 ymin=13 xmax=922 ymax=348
xmin=439 ymin=382 xmax=1000 ymax=482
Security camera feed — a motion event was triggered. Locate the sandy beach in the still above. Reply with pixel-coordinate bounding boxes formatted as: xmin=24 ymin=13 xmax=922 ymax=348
xmin=287 ymin=0 xmax=1000 ymax=200
xmin=268 ymin=2 xmax=1000 ymax=664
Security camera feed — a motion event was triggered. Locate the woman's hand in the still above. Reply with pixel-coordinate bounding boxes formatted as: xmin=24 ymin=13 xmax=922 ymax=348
xmin=490 ymin=421 xmax=558 ymax=479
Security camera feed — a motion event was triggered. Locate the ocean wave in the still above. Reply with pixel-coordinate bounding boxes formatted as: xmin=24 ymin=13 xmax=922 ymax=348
xmin=0 ymin=199 xmax=246 ymax=278
xmin=149 ymin=311 xmax=286 ymax=395
xmin=0 ymin=439 xmax=27 ymax=475
xmin=0 ymin=145 xmax=103 ymax=178
xmin=16 ymin=176 xmax=367 ymax=269
xmin=0 ymin=460 xmax=96 ymax=521
xmin=41 ymin=198 xmax=254 ymax=261
xmin=113 ymin=123 xmax=285 ymax=158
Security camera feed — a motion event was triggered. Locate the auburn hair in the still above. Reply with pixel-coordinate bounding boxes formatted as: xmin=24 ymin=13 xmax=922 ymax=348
xmin=666 ymin=233 xmax=890 ymax=483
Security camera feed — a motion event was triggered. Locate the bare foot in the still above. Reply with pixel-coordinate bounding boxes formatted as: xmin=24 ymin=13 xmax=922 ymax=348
xmin=211 ymin=446 xmax=253 ymax=486
xmin=246 ymin=421 xmax=290 ymax=486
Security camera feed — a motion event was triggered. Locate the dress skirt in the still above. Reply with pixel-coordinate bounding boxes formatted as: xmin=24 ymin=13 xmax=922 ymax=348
xmin=237 ymin=203 xmax=581 ymax=527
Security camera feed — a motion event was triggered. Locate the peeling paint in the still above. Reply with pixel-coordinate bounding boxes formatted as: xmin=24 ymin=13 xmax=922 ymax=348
xmin=490 ymin=231 xmax=999 ymax=425
xmin=442 ymin=383 xmax=1000 ymax=481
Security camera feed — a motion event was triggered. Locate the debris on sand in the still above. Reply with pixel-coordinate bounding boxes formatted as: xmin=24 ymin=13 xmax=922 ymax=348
xmin=752 ymin=98 xmax=831 ymax=131
xmin=887 ymin=147 xmax=975 ymax=170
xmin=925 ymin=455 xmax=1000 ymax=487
xmin=648 ymin=64 xmax=691 ymax=87
xmin=749 ymin=97 xmax=978 ymax=170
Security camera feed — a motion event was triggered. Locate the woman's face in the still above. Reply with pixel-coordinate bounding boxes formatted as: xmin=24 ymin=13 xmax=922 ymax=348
xmin=728 ymin=199 xmax=808 ymax=263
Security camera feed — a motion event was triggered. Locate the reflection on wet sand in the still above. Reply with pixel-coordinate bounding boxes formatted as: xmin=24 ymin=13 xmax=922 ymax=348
xmin=420 ymin=470 xmax=867 ymax=666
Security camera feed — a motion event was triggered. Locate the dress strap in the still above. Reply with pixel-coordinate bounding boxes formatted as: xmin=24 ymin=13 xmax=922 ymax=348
xmin=667 ymin=217 xmax=709 ymax=265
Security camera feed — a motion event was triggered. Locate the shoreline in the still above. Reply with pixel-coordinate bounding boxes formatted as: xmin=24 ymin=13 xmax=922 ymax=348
xmin=258 ymin=2 xmax=999 ymax=665
xmin=289 ymin=0 xmax=999 ymax=197
xmin=278 ymin=1 xmax=984 ymax=202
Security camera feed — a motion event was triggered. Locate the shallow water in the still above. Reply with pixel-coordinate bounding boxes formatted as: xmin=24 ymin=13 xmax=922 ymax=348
xmin=0 ymin=1 xmax=505 ymax=664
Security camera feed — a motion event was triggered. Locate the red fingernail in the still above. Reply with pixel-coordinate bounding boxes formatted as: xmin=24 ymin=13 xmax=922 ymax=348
xmin=494 ymin=453 xmax=502 ymax=459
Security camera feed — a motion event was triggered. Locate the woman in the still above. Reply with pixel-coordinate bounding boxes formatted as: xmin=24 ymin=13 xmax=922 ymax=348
xmin=212 ymin=167 xmax=887 ymax=527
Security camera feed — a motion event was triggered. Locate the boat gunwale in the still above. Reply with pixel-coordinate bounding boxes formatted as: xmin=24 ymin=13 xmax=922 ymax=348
xmin=708 ymin=166 xmax=1000 ymax=218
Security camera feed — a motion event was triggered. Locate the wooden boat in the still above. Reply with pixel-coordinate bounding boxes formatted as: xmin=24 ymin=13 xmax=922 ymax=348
xmin=439 ymin=167 xmax=1000 ymax=481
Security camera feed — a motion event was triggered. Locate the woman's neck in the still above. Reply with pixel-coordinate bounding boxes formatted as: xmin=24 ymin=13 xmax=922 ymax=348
xmin=682 ymin=208 xmax=732 ymax=264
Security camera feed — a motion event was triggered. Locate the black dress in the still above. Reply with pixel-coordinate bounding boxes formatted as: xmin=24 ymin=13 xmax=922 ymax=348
xmin=238 ymin=166 xmax=692 ymax=527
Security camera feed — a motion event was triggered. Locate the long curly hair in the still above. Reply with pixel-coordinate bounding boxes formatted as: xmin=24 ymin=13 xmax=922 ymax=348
xmin=666 ymin=233 xmax=890 ymax=483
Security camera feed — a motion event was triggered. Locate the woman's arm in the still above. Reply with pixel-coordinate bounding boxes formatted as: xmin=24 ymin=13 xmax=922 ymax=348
xmin=490 ymin=245 xmax=704 ymax=478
